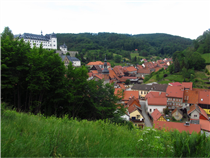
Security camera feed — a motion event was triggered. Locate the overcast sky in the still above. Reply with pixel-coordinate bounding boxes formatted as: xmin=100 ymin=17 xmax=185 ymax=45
xmin=1 ymin=0 xmax=210 ymax=39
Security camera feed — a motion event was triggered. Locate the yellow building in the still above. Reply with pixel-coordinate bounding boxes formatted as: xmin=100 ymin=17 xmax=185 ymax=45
xmin=129 ymin=108 xmax=145 ymax=128
xmin=151 ymin=109 xmax=166 ymax=122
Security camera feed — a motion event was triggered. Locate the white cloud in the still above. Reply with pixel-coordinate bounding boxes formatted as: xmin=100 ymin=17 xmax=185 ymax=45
xmin=1 ymin=0 xmax=209 ymax=39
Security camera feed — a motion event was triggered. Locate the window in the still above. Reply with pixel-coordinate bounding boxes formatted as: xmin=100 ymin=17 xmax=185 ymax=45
xmin=150 ymin=109 xmax=151 ymax=112
xmin=137 ymin=115 xmax=140 ymax=119
xmin=135 ymin=124 xmax=137 ymax=126
xmin=173 ymin=98 xmax=175 ymax=101
xmin=194 ymin=115 xmax=197 ymax=117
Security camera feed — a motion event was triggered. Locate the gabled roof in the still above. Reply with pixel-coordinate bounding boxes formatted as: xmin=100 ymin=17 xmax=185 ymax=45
xmin=151 ymin=109 xmax=164 ymax=121
xmin=113 ymin=66 xmax=124 ymax=77
xmin=137 ymin=68 xmax=151 ymax=74
xmin=198 ymin=90 xmax=210 ymax=105
xmin=127 ymin=96 xmax=141 ymax=108
xmin=109 ymin=69 xmax=119 ymax=80
xmin=151 ymin=84 xmax=168 ymax=92
xmin=114 ymin=88 xmax=123 ymax=97
xmin=199 ymin=120 xmax=210 ymax=132
xmin=132 ymin=84 xmax=152 ymax=91
xmin=166 ymin=86 xmax=184 ymax=98
xmin=87 ymin=61 xmax=104 ymax=66
xmin=172 ymin=108 xmax=183 ymax=115
xmin=91 ymin=70 xmax=98 ymax=74
xmin=182 ymin=82 xmax=193 ymax=90
xmin=183 ymin=90 xmax=199 ymax=105
xmin=187 ymin=104 xmax=200 ymax=115
xmin=88 ymin=72 xmax=93 ymax=77
xmin=198 ymin=106 xmax=209 ymax=120
xmin=122 ymin=91 xmax=139 ymax=101
xmin=154 ymin=121 xmax=201 ymax=134
xmin=148 ymin=98 xmax=167 ymax=106
xmin=168 ymin=82 xmax=182 ymax=86
xmin=93 ymin=74 xmax=102 ymax=80
xmin=118 ymin=83 xmax=126 ymax=90
xmin=123 ymin=66 xmax=137 ymax=72
xmin=129 ymin=107 xmax=143 ymax=118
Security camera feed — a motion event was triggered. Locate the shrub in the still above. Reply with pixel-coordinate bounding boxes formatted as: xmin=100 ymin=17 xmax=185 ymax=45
xmin=163 ymin=74 xmax=168 ymax=78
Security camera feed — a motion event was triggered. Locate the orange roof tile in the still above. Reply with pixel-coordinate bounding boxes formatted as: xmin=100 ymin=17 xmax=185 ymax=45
xmin=169 ymin=82 xmax=182 ymax=86
xmin=109 ymin=70 xmax=119 ymax=80
xmin=124 ymin=66 xmax=137 ymax=72
xmin=199 ymin=120 xmax=210 ymax=132
xmin=94 ymin=74 xmax=102 ymax=80
xmin=154 ymin=121 xmax=201 ymax=134
xmin=198 ymin=90 xmax=210 ymax=105
xmin=183 ymin=90 xmax=199 ymax=105
xmin=198 ymin=106 xmax=209 ymax=120
xmin=151 ymin=109 xmax=163 ymax=121
xmin=146 ymin=92 xmax=167 ymax=105
xmin=166 ymin=86 xmax=184 ymax=98
xmin=182 ymin=82 xmax=193 ymax=90
xmin=114 ymin=88 xmax=123 ymax=97
xmin=88 ymin=72 xmax=93 ymax=77
xmin=118 ymin=83 xmax=126 ymax=90
xmin=127 ymin=96 xmax=141 ymax=108
xmin=171 ymin=108 xmax=183 ymax=115
xmin=122 ymin=91 xmax=139 ymax=101
xmin=87 ymin=61 xmax=104 ymax=66
xmin=137 ymin=68 xmax=151 ymax=74
xmin=187 ymin=104 xmax=200 ymax=115
xmin=91 ymin=70 xmax=98 ymax=74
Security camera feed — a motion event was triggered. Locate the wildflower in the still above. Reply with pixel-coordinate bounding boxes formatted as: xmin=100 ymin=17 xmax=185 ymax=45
xmin=154 ymin=136 xmax=160 ymax=138
xmin=138 ymin=139 xmax=143 ymax=141
xmin=171 ymin=150 xmax=173 ymax=152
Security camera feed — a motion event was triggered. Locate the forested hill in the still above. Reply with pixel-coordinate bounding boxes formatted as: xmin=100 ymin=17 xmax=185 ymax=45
xmin=56 ymin=32 xmax=192 ymax=56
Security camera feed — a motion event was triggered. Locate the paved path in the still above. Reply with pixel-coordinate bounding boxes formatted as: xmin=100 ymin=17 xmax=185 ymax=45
xmin=140 ymin=100 xmax=153 ymax=128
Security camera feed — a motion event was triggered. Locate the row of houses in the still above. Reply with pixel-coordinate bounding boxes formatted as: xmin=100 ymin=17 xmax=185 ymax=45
xmin=114 ymin=81 xmax=210 ymax=135
xmin=86 ymin=58 xmax=172 ymax=84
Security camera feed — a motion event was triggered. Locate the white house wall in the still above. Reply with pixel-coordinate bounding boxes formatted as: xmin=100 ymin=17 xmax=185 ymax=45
xmin=148 ymin=104 xmax=166 ymax=114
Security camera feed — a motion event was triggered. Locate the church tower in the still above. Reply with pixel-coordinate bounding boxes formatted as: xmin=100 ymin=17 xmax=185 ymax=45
xmin=102 ymin=55 xmax=110 ymax=84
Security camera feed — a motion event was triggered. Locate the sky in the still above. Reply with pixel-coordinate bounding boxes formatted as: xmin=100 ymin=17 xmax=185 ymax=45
xmin=1 ymin=0 xmax=210 ymax=40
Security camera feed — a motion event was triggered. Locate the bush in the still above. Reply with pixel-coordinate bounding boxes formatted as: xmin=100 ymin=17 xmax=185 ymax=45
xmin=163 ymin=107 xmax=169 ymax=115
xmin=163 ymin=74 xmax=168 ymax=78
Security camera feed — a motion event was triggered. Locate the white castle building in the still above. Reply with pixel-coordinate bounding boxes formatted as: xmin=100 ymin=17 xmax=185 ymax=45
xmin=15 ymin=31 xmax=57 ymax=50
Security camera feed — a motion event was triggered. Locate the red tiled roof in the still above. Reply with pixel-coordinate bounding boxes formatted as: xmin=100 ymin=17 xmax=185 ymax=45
xmin=183 ymin=90 xmax=199 ymax=105
xmin=146 ymin=92 xmax=167 ymax=105
xmin=166 ymin=86 xmax=184 ymax=98
xmin=171 ymin=108 xmax=183 ymax=115
xmin=198 ymin=106 xmax=209 ymax=120
xmin=114 ymin=88 xmax=123 ymax=97
xmin=94 ymin=74 xmax=102 ymax=80
xmin=199 ymin=120 xmax=210 ymax=132
xmin=123 ymin=66 xmax=137 ymax=72
xmin=187 ymin=104 xmax=200 ymax=115
xmin=118 ymin=84 xmax=126 ymax=90
xmin=154 ymin=121 xmax=201 ymax=134
xmin=122 ymin=91 xmax=139 ymax=101
xmin=87 ymin=61 xmax=103 ymax=66
xmin=169 ymin=82 xmax=182 ymax=86
xmin=109 ymin=70 xmax=119 ymax=80
xmin=148 ymin=98 xmax=167 ymax=105
xmin=182 ymin=82 xmax=193 ymax=90
xmin=91 ymin=70 xmax=98 ymax=74
xmin=127 ymin=96 xmax=141 ymax=108
xmin=151 ymin=109 xmax=163 ymax=121
xmin=137 ymin=68 xmax=151 ymax=74
xmin=198 ymin=90 xmax=210 ymax=105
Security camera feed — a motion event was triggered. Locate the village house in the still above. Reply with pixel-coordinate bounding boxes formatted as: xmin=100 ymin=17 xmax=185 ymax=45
xmin=171 ymin=108 xmax=183 ymax=121
xmin=123 ymin=66 xmax=137 ymax=76
xmin=113 ymin=66 xmax=124 ymax=78
xmin=151 ymin=109 xmax=167 ymax=122
xmin=136 ymin=68 xmax=151 ymax=78
xmin=145 ymin=91 xmax=167 ymax=113
xmin=60 ymin=55 xmax=81 ymax=67
xmin=182 ymin=89 xmax=199 ymax=107
xmin=86 ymin=61 xmax=111 ymax=69
xmin=122 ymin=91 xmax=139 ymax=105
xmin=153 ymin=121 xmax=201 ymax=134
xmin=166 ymin=86 xmax=184 ymax=110
xmin=131 ymin=84 xmax=152 ymax=100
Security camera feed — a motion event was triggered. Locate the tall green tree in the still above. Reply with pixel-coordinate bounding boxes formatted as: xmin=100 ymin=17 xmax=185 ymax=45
xmin=1 ymin=26 xmax=14 ymax=40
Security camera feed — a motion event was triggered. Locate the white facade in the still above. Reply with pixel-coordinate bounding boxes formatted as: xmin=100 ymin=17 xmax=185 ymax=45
xmin=146 ymin=100 xmax=166 ymax=114
xmin=72 ymin=61 xmax=81 ymax=67
xmin=15 ymin=32 xmax=57 ymax=50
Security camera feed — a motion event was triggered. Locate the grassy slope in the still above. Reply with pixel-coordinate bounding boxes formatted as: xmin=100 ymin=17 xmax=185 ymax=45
xmin=202 ymin=53 xmax=210 ymax=63
xmin=2 ymin=109 xmax=210 ymax=157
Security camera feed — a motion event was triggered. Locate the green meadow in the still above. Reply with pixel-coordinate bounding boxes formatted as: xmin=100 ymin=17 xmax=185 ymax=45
xmin=2 ymin=108 xmax=210 ymax=157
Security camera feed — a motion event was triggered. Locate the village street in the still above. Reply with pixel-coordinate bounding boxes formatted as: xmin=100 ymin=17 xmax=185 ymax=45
xmin=140 ymin=100 xmax=153 ymax=127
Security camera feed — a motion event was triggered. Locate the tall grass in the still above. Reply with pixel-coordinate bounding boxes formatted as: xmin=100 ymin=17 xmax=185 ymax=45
xmin=2 ymin=109 xmax=210 ymax=157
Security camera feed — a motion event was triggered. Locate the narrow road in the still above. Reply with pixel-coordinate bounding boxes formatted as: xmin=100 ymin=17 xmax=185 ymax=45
xmin=140 ymin=100 xmax=153 ymax=128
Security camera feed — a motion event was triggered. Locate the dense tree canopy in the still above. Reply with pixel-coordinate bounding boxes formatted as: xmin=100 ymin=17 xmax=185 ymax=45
xmin=1 ymin=32 xmax=124 ymax=121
